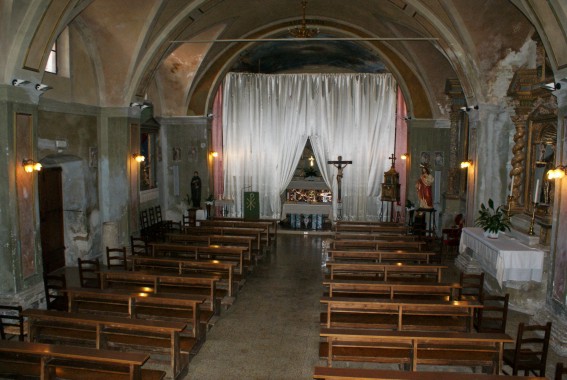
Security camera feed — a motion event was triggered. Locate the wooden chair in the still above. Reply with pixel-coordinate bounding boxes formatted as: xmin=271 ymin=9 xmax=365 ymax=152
xmin=106 ymin=247 xmax=128 ymax=271
xmin=475 ymin=293 xmax=509 ymax=333
xmin=458 ymin=272 xmax=484 ymax=301
xmin=148 ymin=207 xmax=157 ymax=227
xmin=130 ymin=235 xmax=149 ymax=256
xmin=139 ymin=210 xmax=149 ymax=230
xmin=0 ymin=305 xmax=25 ymax=341
xmin=155 ymin=205 xmax=163 ymax=224
xmin=503 ymin=321 xmax=552 ymax=377
xmin=43 ymin=273 xmax=68 ymax=311
xmin=77 ymin=258 xmax=101 ymax=288
xmin=556 ymin=363 xmax=567 ymax=380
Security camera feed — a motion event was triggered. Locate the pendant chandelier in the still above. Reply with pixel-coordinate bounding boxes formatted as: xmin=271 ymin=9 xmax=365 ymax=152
xmin=289 ymin=0 xmax=319 ymax=38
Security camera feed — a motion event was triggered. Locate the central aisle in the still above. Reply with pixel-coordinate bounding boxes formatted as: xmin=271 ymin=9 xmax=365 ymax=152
xmin=185 ymin=234 xmax=325 ymax=379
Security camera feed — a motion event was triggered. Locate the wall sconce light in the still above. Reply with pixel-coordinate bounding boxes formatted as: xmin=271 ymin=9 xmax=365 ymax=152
xmin=460 ymin=160 xmax=472 ymax=169
xmin=547 ymin=165 xmax=566 ymax=179
xmin=400 ymin=153 xmax=409 ymax=160
xmin=210 ymin=151 xmax=219 ymax=158
xmin=22 ymin=159 xmax=42 ymax=173
xmin=132 ymin=154 xmax=145 ymax=163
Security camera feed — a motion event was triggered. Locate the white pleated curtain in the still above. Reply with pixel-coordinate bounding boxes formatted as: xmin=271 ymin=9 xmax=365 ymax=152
xmin=222 ymin=72 xmax=397 ymax=220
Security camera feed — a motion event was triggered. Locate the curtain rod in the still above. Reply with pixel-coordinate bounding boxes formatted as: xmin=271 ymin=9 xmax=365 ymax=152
xmin=170 ymin=37 xmax=438 ymax=43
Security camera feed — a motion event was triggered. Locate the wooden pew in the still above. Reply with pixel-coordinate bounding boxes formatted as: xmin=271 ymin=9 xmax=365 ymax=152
xmin=335 ymin=221 xmax=403 ymax=228
xmin=209 ymin=217 xmax=278 ymax=241
xmin=128 ymin=255 xmax=239 ymax=297
xmin=319 ymin=328 xmax=513 ymax=373
xmin=334 ymin=232 xmax=418 ymax=240
xmin=150 ymin=242 xmax=248 ymax=276
xmin=166 ymin=233 xmax=255 ymax=265
xmin=312 ymin=367 xmax=544 ymax=380
xmin=201 ymin=220 xmax=274 ymax=247
xmin=332 ymin=239 xmax=426 ymax=251
xmin=182 ymin=226 xmax=264 ymax=254
xmin=99 ymin=270 xmax=220 ymax=313
xmin=328 ymin=250 xmax=436 ymax=264
xmin=323 ymin=279 xmax=461 ymax=301
xmin=64 ymin=287 xmax=206 ymax=339
xmin=0 ymin=340 xmax=165 ymax=380
xmin=24 ymin=309 xmax=190 ymax=379
xmin=334 ymin=224 xmax=409 ymax=234
xmin=320 ymin=296 xmax=482 ymax=332
xmin=325 ymin=262 xmax=447 ymax=282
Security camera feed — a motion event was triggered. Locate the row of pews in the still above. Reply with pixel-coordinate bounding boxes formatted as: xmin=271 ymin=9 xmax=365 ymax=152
xmin=313 ymin=220 xmax=551 ymax=380
xmin=0 ymin=217 xmax=276 ymax=380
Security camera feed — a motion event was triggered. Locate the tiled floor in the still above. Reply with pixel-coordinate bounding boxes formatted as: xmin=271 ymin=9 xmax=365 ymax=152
xmin=178 ymin=234 xmax=567 ymax=379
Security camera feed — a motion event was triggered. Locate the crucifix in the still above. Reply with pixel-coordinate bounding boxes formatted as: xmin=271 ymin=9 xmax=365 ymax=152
xmin=327 ymin=155 xmax=352 ymax=203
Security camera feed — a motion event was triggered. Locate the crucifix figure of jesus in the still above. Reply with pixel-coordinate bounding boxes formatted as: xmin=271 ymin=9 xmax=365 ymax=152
xmin=327 ymin=155 xmax=352 ymax=203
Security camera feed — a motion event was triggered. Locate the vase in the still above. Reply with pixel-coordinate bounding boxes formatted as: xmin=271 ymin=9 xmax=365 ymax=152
xmin=483 ymin=230 xmax=499 ymax=239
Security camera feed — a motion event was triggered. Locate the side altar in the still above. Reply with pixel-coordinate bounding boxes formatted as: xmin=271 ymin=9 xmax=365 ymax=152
xmin=455 ymin=227 xmax=547 ymax=314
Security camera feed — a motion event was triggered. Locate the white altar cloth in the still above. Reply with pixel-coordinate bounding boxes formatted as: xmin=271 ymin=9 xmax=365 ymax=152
xmin=459 ymin=227 xmax=544 ymax=286
xmin=281 ymin=202 xmax=333 ymax=220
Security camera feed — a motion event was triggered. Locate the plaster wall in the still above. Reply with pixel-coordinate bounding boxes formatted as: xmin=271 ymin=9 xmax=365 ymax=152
xmin=37 ymin=110 xmax=100 ymax=262
xmin=473 ymin=104 xmax=515 ymax=217
xmin=158 ymin=117 xmax=210 ymax=223
xmin=99 ymin=115 xmax=131 ymax=249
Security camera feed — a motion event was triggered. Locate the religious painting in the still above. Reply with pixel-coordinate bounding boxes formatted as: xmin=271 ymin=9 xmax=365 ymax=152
xmin=420 ymin=151 xmax=431 ymax=165
xmin=172 ymin=147 xmax=181 ymax=162
xmin=434 ymin=151 xmax=444 ymax=167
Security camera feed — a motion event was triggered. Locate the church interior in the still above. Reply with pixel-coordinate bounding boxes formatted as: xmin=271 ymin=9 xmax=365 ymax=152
xmin=2 ymin=0 xmax=567 ymax=379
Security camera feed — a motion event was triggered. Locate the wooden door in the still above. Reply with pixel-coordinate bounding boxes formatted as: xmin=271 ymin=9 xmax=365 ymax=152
xmin=38 ymin=167 xmax=65 ymax=273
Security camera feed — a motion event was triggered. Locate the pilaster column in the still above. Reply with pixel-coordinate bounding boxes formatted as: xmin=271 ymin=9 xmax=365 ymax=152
xmin=509 ymin=112 xmax=528 ymax=207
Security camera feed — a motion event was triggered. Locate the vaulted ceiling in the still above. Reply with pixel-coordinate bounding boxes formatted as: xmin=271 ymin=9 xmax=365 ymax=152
xmin=4 ymin=0 xmax=567 ymax=118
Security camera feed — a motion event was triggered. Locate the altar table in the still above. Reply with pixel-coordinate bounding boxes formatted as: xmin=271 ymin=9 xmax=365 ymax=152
xmin=281 ymin=202 xmax=332 ymax=220
xmin=459 ymin=227 xmax=544 ymax=286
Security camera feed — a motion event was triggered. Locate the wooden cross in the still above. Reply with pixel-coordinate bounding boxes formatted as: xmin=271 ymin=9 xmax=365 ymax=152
xmin=388 ymin=153 xmax=396 ymax=168
xmin=327 ymin=155 xmax=352 ymax=203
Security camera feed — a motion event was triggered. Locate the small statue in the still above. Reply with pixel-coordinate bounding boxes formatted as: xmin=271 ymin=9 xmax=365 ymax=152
xmin=416 ymin=164 xmax=434 ymax=208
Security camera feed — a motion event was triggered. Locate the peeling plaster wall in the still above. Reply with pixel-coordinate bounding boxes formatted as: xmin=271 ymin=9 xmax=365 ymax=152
xmin=38 ymin=110 xmax=101 ymax=263
xmin=487 ymin=37 xmax=537 ymax=103
xmin=473 ymin=105 xmax=514 ymax=211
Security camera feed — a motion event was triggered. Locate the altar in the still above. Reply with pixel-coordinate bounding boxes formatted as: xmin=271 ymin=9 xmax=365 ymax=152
xmin=281 ymin=201 xmax=333 ymax=218
xmin=458 ymin=227 xmax=544 ymax=286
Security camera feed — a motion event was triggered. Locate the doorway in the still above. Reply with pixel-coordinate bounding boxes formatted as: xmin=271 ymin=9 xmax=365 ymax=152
xmin=38 ymin=167 xmax=65 ymax=274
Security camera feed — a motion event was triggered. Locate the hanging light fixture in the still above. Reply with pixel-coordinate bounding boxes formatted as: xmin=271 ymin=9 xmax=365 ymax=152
xmin=289 ymin=0 xmax=319 ymax=38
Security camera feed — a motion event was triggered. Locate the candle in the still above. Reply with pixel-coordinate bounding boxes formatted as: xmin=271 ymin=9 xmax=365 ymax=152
xmin=510 ymin=175 xmax=514 ymax=195
xmin=534 ymin=179 xmax=539 ymax=203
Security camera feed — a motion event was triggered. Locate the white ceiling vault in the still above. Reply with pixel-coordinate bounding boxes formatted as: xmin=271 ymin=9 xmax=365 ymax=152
xmin=3 ymin=0 xmax=567 ymax=118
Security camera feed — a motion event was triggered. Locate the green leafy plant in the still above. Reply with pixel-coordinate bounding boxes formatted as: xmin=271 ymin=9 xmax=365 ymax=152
xmin=475 ymin=198 xmax=511 ymax=234
xmin=303 ymin=166 xmax=317 ymax=178
xmin=205 ymin=194 xmax=215 ymax=204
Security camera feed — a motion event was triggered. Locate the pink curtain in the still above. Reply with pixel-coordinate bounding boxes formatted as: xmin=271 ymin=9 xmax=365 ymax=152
xmin=395 ymin=87 xmax=408 ymax=222
xmin=212 ymin=84 xmax=224 ymax=202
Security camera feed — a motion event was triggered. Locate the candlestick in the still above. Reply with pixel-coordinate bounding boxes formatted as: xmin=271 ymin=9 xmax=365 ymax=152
xmin=533 ymin=179 xmax=539 ymax=203
xmin=528 ymin=201 xmax=537 ymax=236
xmin=510 ymin=175 xmax=514 ymax=195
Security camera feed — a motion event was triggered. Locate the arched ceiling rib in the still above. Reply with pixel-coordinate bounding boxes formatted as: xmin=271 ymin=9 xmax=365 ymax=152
xmin=11 ymin=0 xmax=566 ymax=118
